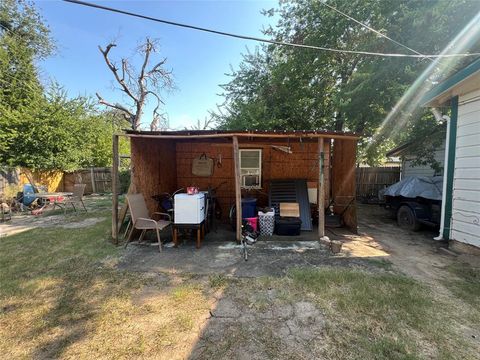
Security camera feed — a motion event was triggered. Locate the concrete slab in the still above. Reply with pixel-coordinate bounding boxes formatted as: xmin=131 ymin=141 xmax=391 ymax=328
xmin=118 ymin=235 xmax=379 ymax=277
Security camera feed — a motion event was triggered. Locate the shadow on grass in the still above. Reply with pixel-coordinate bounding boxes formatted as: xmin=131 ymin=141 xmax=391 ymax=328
xmin=0 ymin=215 xmax=132 ymax=358
xmin=28 ymin=260 xmax=145 ymax=359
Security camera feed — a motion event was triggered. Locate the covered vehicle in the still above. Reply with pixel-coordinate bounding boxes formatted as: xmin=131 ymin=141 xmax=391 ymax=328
xmin=383 ymin=176 xmax=442 ymax=231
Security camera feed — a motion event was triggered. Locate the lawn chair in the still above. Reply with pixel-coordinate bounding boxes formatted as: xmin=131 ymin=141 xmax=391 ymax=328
xmin=63 ymin=184 xmax=87 ymax=214
xmin=125 ymin=193 xmax=172 ymax=252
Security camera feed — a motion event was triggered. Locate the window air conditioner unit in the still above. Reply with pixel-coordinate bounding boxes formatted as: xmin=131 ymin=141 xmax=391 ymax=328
xmin=242 ymin=174 xmax=260 ymax=187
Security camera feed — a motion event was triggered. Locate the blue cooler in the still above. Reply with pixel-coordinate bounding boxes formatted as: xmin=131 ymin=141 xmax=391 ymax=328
xmin=22 ymin=184 xmax=37 ymax=206
xmin=241 ymin=198 xmax=257 ymax=219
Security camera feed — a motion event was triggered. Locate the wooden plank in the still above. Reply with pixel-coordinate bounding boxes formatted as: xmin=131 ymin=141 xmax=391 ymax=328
xmin=233 ymin=136 xmax=242 ymax=242
xmin=112 ymin=134 xmax=119 ymax=244
xmin=122 ymin=132 xmax=358 ymax=140
xmin=90 ymin=167 xmax=96 ymax=193
xmin=280 ymin=202 xmax=300 ymax=217
xmin=318 ymin=137 xmax=325 ymax=238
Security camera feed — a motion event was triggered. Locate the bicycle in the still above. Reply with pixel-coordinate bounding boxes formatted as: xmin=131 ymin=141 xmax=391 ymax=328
xmin=151 ymin=188 xmax=184 ymax=222
xmin=240 ymin=221 xmax=259 ymax=261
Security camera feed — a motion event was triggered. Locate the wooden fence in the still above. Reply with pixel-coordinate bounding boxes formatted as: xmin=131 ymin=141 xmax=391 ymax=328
xmin=0 ymin=168 xmax=21 ymax=195
xmin=64 ymin=167 xmax=113 ymax=194
xmin=1 ymin=167 xmax=114 ymax=196
xmin=356 ymin=166 xmax=400 ymax=199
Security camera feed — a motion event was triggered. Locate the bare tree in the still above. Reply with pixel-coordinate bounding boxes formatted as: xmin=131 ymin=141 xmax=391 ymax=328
xmin=96 ymin=38 xmax=174 ymax=130
xmin=187 ymin=116 xmax=216 ymax=130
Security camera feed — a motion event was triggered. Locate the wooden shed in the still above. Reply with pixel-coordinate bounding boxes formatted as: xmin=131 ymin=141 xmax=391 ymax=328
xmin=112 ymin=130 xmax=359 ymax=242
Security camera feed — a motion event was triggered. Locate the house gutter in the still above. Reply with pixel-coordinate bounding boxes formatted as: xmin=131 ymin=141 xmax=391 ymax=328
xmin=431 ymin=97 xmax=458 ymax=241
xmin=431 ymin=108 xmax=449 ymax=241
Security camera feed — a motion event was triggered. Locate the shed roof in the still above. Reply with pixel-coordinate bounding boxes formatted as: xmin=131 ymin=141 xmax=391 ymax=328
xmin=386 ymin=123 xmax=446 ymax=157
xmin=123 ymin=129 xmax=359 ymax=140
xmin=422 ymin=57 xmax=480 ymax=107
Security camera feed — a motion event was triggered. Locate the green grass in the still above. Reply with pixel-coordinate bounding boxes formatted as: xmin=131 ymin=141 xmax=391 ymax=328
xmin=0 ymin=206 xmax=212 ymax=359
xmin=1 ymin=198 xmax=479 ymax=359
xmin=366 ymin=258 xmax=394 ymax=270
xmin=287 ymin=267 xmax=474 ymax=359
xmin=444 ymin=263 xmax=480 ymax=307
xmin=442 ymin=262 xmax=480 ymax=325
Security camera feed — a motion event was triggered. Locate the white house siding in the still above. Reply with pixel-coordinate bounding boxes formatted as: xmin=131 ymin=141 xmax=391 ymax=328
xmin=401 ymin=141 xmax=445 ymax=179
xmin=451 ymin=89 xmax=480 ymax=248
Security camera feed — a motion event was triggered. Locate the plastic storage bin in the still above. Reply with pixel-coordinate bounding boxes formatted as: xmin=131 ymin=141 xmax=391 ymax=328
xmin=275 ymin=217 xmax=302 ymax=236
xmin=241 ymin=198 xmax=257 ymax=218
xmin=245 ymin=217 xmax=258 ymax=232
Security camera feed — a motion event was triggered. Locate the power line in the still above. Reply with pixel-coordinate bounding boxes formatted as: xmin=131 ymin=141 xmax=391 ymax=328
xmin=63 ymin=0 xmax=480 ymax=59
xmin=319 ymin=1 xmax=433 ymax=61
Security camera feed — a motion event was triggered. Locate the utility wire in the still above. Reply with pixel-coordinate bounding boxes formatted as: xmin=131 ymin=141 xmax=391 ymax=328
xmin=319 ymin=1 xmax=433 ymax=61
xmin=63 ymin=0 xmax=480 ymax=59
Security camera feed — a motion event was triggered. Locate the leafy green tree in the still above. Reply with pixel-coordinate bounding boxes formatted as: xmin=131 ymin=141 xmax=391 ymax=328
xmin=0 ymin=1 xmax=127 ymax=171
xmin=0 ymin=0 xmax=54 ymax=59
xmin=1 ymin=84 xmax=129 ymax=171
xmin=0 ymin=0 xmax=53 ymax=157
xmin=215 ymin=0 xmax=480 ymax=164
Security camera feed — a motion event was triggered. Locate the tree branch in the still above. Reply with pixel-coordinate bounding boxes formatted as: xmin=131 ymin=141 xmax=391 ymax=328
xmin=96 ymin=92 xmax=134 ymax=119
xmin=138 ymin=39 xmax=153 ymax=99
xmin=98 ymin=43 xmax=139 ymax=103
xmin=148 ymin=58 xmax=167 ymax=76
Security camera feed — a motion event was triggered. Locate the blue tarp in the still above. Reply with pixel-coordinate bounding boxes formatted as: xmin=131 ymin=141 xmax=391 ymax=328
xmin=384 ymin=176 xmax=443 ymax=201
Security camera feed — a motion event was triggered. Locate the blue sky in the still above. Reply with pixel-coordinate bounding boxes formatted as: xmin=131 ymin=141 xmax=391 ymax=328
xmin=36 ymin=0 xmax=277 ymax=129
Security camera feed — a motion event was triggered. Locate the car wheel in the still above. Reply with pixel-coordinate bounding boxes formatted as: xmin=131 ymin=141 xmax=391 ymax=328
xmin=397 ymin=205 xmax=421 ymax=231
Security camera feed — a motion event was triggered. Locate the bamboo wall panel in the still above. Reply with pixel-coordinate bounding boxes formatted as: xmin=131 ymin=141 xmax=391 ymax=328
xmin=176 ymin=142 xmax=235 ymax=220
xmin=175 ymin=139 xmax=331 ymax=220
xmin=332 ymin=139 xmax=357 ymax=232
xmin=131 ymin=138 xmax=177 ymax=214
xmin=261 ymin=141 xmax=330 ymax=209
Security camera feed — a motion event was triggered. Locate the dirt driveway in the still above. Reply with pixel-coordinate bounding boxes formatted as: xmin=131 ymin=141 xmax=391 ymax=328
xmin=355 ymin=204 xmax=479 ymax=284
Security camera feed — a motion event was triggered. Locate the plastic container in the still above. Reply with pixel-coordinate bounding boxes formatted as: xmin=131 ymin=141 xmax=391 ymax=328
xmin=258 ymin=208 xmax=275 ymax=236
xmin=241 ymin=198 xmax=257 ymax=218
xmin=245 ymin=217 xmax=258 ymax=232
xmin=275 ymin=217 xmax=302 ymax=236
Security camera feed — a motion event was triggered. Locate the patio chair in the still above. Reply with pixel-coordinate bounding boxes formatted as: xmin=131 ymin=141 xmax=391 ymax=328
xmin=63 ymin=184 xmax=87 ymax=214
xmin=125 ymin=193 xmax=172 ymax=252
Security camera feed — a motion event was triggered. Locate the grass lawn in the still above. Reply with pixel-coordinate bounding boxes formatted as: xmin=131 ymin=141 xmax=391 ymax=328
xmin=0 ymin=204 xmax=479 ymax=359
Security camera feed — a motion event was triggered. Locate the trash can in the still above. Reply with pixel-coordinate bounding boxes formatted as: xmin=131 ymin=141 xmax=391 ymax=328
xmin=258 ymin=208 xmax=275 ymax=236
xmin=241 ymin=198 xmax=257 ymax=219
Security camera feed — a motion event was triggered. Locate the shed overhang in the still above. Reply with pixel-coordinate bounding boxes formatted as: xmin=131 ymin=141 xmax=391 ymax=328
xmin=121 ymin=129 xmax=360 ymax=141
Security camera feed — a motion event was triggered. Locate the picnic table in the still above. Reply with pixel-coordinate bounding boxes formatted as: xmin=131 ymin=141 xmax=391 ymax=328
xmin=32 ymin=192 xmax=73 ymax=215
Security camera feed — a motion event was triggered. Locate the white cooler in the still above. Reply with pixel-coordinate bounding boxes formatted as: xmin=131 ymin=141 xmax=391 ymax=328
xmin=174 ymin=193 xmax=205 ymax=224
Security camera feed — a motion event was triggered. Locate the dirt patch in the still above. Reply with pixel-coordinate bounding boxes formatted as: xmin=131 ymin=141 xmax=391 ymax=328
xmin=60 ymin=217 xmax=103 ymax=229
xmin=192 ymin=286 xmax=325 ymax=360
xmin=0 ymin=195 xmax=109 ymax=238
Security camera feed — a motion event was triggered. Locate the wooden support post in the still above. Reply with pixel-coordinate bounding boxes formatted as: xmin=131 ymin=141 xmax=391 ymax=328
xmin=318 ymin=137 xmax=326 ymax=239
xmin=112 ymin=134 xmax=119 ymax=244
xmin=90 ymin=167 xmax=96 ymax=193
xmin=233 ymin=136 xmax=242 ymax=242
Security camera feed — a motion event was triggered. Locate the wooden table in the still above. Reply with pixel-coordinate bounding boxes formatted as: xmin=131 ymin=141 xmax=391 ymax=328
xmin=34 ymin=192 xmax=73 ymax=213
xmin=173 ymin=221 xmax=205 ymax=249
